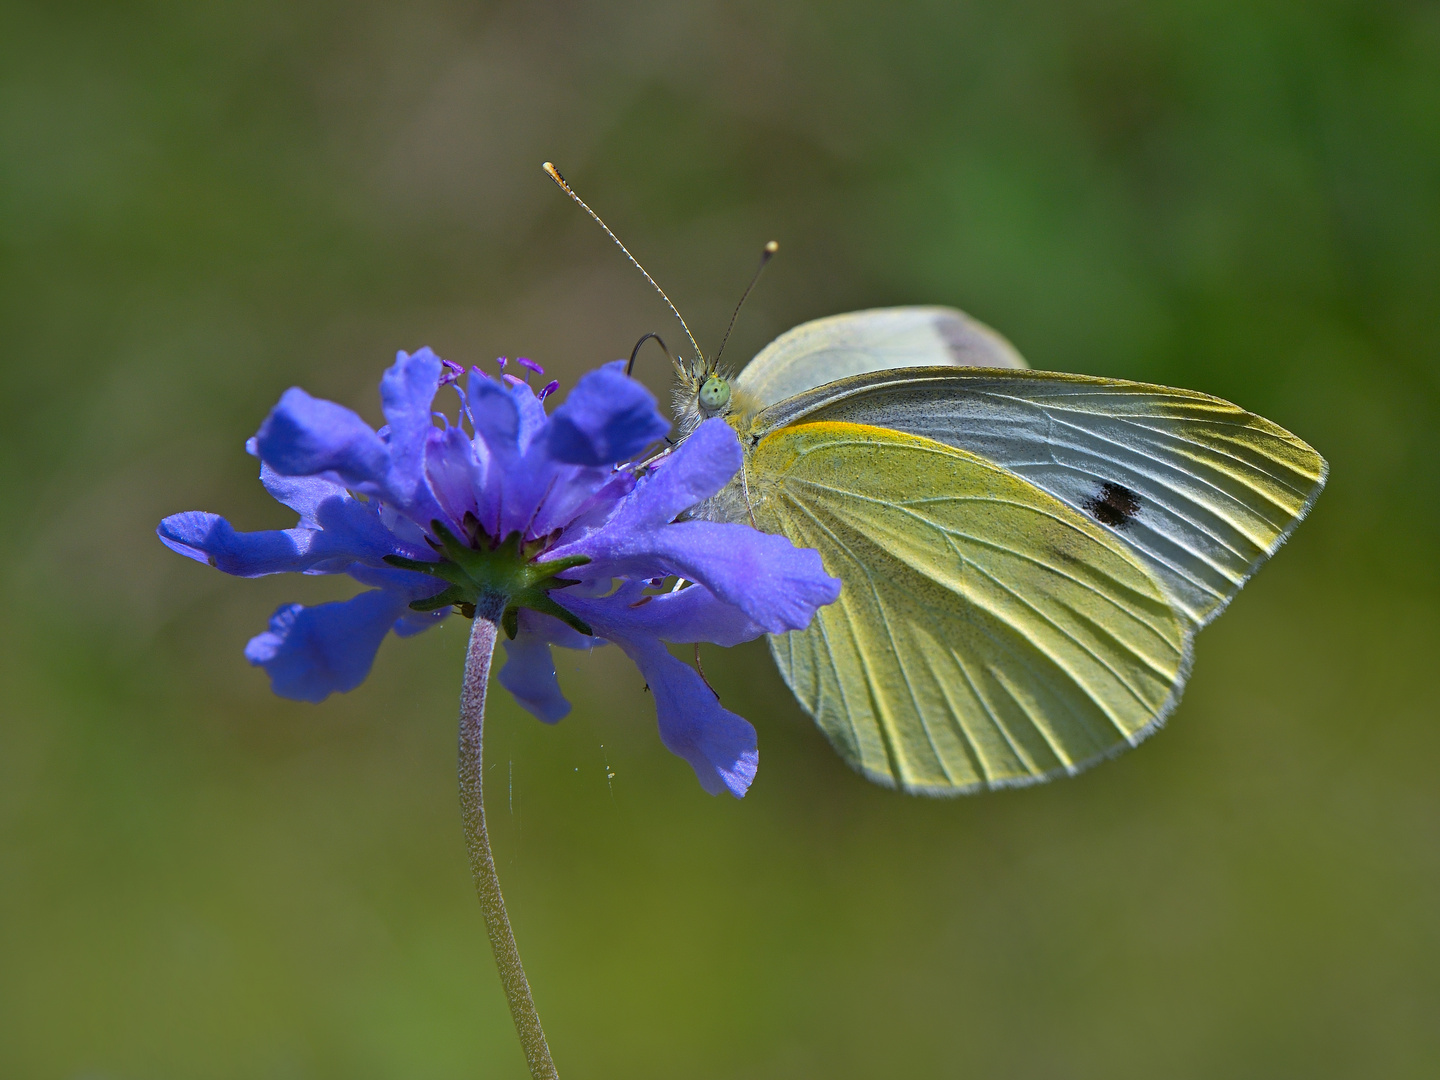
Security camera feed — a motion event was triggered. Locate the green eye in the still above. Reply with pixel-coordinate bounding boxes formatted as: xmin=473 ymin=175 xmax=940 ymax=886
xmin=699 ymin=376 xmax=732 ymax=411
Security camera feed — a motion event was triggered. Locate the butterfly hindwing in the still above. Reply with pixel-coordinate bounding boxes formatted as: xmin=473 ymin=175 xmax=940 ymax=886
xmin=734 ymin=306 xmax=1026 ymax=411
xmin=748 ymin=421 xmax=1191 ymax=794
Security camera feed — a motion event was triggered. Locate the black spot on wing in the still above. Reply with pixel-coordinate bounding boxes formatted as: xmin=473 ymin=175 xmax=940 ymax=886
xmin=1084 ymin=482 xmax=1142 ymax=529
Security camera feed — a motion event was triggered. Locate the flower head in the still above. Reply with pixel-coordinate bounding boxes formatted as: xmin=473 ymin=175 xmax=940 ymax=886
xmin=159 ymin=348 xmax=840 ymax=796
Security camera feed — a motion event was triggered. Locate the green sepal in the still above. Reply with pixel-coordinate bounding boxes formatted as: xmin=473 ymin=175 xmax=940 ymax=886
xmin=523 ymin=592 xmax=594 ymax=638
xmin=407 ymin=586 xmax=466 ymax=612
xmin=380 ymin=521 xmax=594 ymax=636
xmin=382 ymin=554 xmax=441 ymax=574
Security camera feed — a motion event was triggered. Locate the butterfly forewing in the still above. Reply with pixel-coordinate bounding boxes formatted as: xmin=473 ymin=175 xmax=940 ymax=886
xmin=749 ymin=422 xmax=1191 ymax=794
xmin=752 ymin=368 xmax=1327 ymax=629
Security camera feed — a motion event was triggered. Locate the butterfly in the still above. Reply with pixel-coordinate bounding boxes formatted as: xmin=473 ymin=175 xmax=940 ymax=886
xmin=542 ymin=163 xmax=1328 ymax=796
xmin=670 ymin=305 xmax=1327 ymax=794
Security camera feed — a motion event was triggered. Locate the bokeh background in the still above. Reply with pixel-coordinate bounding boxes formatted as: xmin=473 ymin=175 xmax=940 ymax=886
xmin=3 ymin=2 xmax=1438 ymax=1077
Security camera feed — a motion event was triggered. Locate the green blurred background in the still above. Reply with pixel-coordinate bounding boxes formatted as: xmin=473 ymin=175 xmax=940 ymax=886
xmin=2 ymin=2 xmax=1437 ymax=1076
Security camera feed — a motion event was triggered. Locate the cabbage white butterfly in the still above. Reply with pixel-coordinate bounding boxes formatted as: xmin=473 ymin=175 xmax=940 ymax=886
xmin=545 ymin=163 xmax=1327 ymax=795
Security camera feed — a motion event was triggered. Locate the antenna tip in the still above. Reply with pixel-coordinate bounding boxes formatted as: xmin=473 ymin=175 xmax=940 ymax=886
xmin=542 ymin=161 xmax=566 ymax=186
xmin=764 ymin=240 xmax=779 ymax=254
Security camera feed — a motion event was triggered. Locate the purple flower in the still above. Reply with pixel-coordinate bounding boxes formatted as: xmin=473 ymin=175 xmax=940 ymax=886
xmin=159 ymin=348 xmax=840 ymax=797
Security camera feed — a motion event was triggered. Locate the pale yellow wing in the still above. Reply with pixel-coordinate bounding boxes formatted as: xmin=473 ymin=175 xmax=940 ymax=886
xmin=750 ymin=368 xmax=1328 ymax=630
xmin=749 ymin=421 xmax=1191 ymax=794
xmin=734 ymin=306 xmax=1026 ymax=410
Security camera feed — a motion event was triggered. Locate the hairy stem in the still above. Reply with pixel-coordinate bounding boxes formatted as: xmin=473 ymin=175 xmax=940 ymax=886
xmin=459 ymin=597 xmax=558 ymax=1080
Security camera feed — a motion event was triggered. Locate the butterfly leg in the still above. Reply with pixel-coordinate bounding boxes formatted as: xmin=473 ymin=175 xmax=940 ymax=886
xmin=694 ymin=643 xmax=721 ymax=701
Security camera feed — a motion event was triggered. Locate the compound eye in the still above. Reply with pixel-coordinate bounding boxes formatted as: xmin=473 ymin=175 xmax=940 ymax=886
xmin=699 ymin=376 xmax=732 ymax=411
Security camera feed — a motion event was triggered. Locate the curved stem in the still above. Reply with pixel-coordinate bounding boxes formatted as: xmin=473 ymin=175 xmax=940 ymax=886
xmin=459 ymin=597 xmax=558 ymax=1080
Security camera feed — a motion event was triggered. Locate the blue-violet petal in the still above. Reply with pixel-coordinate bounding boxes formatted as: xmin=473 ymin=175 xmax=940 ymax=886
xmin=547 ymin=360 xmax=671 ymax=467
xmin=244 ymin=589 xmax=411 ymax=702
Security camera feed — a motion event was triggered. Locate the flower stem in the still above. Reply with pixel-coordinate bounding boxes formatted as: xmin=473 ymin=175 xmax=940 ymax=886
xmin=459 ymin=597 xmax=558 ymax=1080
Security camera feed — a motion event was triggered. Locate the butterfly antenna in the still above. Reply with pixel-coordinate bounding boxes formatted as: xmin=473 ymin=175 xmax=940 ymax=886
xmin=543 ymin=162 xmax=706 ymax=365
xmin=627 ymin=332 xmax=673 ymax=376
xmin=713 ymin=240 xmax=778 ymax=369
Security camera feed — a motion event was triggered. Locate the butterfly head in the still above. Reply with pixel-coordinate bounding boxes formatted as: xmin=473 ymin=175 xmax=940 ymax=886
xmin=672 ymin=354 xmax=738 ymax=437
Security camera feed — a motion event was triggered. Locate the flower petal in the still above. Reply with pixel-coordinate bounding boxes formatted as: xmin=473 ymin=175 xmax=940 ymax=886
xmin=545 ymin=416 xmax=835 ymax=632
xmin=607 ymin=417 xmax=741 ymax=529
xmin=556 ymin=516 xmax=840 ymax=635
xmin=347 ymin=562 xmax=450 ymax=601
xmin=570 ymin=585 xmax=758 ymax=793
xmin=545 ymin=415 xmax=836 ymax=632
xmin=392 ymin=608 xmax=447 ymax=637
xmin=546 ymin=361 xmax=671 ymax=466
xmin=511 ymin=381 xmax=550 ymax=456
xmin=425 ymin=424 xmax=483 ymax=526
xmin=258 ymin=466 xmax=350 ymax=527
xmin=378 ymin=348 xmax=445 ymax=512
xmin=499 ymin=620 xmax=571 ymax=724
xmin=466 ymin=375 xmax=557 ymax=536
xmin=467 ymin=372 xmax=524 ymax=463
xmin=157 ymin=499 xmax=399 ymax=577
xmin=253 ymin=387 xmax=391 ymax=490
xmin=515 ymin=607 xmax=602 ymax=650
xmin=644 ymin=522 xmax=840 ymax=634
xmin=610 ymin=631 xmax=758 ymax=797
xmin=244 ymin=589 xmax=410 ymax=702
xmin=469 ymin=368 xmax=643 ymax=541
xmin=562 ymin=581 xmax=764 ymax=647
xmin=467 ymin=370 xmax=548 ymax=457
xmin=523 ymin=461 xmax=625 ymax=540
